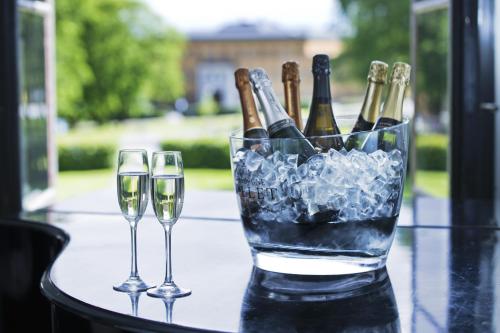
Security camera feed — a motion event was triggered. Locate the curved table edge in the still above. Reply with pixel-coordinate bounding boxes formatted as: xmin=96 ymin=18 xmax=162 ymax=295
xmin=1 ymin=218 xmax=222 ymax=333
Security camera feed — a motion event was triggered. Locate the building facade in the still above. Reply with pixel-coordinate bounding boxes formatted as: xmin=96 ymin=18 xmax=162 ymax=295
xmin=183 ymin=23 xmax=342 ymax=109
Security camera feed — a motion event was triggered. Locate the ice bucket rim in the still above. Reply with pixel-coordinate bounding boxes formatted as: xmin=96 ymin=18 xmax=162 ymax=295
xmin=229 ymin=117 xmax=409 ymax=141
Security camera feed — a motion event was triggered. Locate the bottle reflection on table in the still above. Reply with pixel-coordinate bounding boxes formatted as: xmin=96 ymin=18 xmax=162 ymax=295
xmin=239 ymin=267 xmax=400 ymax=333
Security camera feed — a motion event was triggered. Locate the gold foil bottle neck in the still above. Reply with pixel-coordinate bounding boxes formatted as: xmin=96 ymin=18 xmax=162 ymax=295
xmin=390 ymin=62 xmax=411 ymax=85
xmin=367 ymin=61 xmax=388 ymax=83
xmin=235 ymin=68 xmax=264 ymax=131
xmin=282 ymin=61 xmax=300 ymax=82
xmin=235 ymin=68 xmax=250 ymax=88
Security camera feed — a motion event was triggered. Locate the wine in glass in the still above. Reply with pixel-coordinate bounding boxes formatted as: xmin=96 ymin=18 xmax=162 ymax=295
xmin=114 ymin=149 xmax=153 ymax=292
xmin=147 ymin=151 xmax=191 ymax=298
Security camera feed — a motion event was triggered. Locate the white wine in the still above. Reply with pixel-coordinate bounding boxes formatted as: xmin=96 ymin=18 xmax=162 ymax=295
xmin=117 ymin=171 xmax=149 ymax=223
xmin=151 ymin=175 xmax=184 ymax=224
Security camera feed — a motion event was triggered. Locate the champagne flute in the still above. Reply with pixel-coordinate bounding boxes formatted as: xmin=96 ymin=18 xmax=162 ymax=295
xmin=114 ymin=149 xmax=153 ymax=292
xmin=147 ymin=151 xmax=191 ymax=298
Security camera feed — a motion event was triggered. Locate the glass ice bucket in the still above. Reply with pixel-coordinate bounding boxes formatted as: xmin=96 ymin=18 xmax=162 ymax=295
xmin=229 ymin=118 xmax=409 ymax=275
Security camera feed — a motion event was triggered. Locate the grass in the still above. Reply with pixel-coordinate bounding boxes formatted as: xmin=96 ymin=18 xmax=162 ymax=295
xmin=414 ymin=170 xmax=449 ymax=198
xmin=57 ymin=168 xmax=234 ymax=201
xmin=57 ymin=115 xmax=449 ymax=200
xmin=58 ymin=114 xmax=242 ymax=146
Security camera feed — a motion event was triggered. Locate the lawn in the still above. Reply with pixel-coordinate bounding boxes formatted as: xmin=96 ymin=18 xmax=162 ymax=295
xmin=414 ymin=170 xmax=449 ymax=198
xmin=58 ymin=114 xmax=242 ymax=146
xmin=57 ymin=168 xmax=234 ymax=201
xmin=57 ymin=114 xmax=449 ymax=201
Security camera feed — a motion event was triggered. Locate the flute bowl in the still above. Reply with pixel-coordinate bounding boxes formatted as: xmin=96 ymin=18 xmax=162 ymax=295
xmin=229 ymin=117 xmax=409 ymax=275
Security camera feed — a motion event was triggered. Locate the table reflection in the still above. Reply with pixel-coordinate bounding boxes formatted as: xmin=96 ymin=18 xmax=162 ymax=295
xmin=126 ymin=292 xmax=140 ymax=317
xmin=239 ymin=267 xmax=400 ymax=333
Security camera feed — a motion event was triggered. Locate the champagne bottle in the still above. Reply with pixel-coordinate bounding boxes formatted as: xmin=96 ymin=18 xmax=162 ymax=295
xmin=372 ymin=62 xmax=411 ymax=129
xmin=304 ymin=54 xmax=344 ymax=151
xmin=249 ymin=68 xmax=316 ymax=164
xmin=344 ymin=61 xmax=388 ymax=150
xmin=235 ymin=68 xmax=268 ymax=142
xmin=282 ymin=61 xmax=303 ymax=131
xmin=362 ymin=62 xmax=411 ymax=152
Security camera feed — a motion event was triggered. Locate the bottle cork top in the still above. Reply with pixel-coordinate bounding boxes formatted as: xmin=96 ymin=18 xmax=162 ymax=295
xmin=390 ymin=62 xmax=411 ymax=85
xmin=234 ymin=68 xmax=250 ymax=88
xmin=282 ymin=61 xmax=300 ymax=82
xmin=312 ymin=54 xmax=331 ymax=74
xmin=367 ymin=61 xmax=388 ymax=83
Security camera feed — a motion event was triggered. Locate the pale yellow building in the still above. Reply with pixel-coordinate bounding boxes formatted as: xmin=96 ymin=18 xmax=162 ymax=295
xmin=183 ymin=23 xmax=342 ymax=109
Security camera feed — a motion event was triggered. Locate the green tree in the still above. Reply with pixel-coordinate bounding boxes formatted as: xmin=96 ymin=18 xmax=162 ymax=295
xmin=415 ymin=10 xmax=448 ymax=116
xmin=336 ymin=0 xmax=410 ymax=82
xmin=55 ymin=0 xmax=94 ymax=126
xmin=56 ymin=0 xmax=185 ymax=125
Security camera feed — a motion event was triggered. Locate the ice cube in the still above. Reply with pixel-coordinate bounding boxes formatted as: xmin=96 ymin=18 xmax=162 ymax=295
xmin=276 ymin=206 xmax=300 ymax=223
xmin=319 ymin=164 xmax=339 ymax=183
xmin=328 ymin=148 xmax=346 ymax=163
xmin=307 ymin=202 xmax=320 ymax=216
xmin=233 ymin=149 xmax=247 ymax=164
xmin=289 ymin=183 xmax=302 ymax=199
xmin=338 ymin=205 xmax=359 ymax=222
xmin=287 ymin=168 xmax=301 ymax=184
xmin=262 ymin=170 xmax=278 ymax=186
xmin=255 ymin=210 xmax=276 ymax=222
xmin=284 ymin=154 xmax=298 ymax=169
xmin=255 ymin=142 xmax=272 ymax=156
xmin=359 ymin=193 xmax=376 ymax=217
xmin=297 ymin=163 xmax=309 ymax=179
xmin=259 ymin=159 xmax=274 ymax=175
xmin=345 ymin=187 xmax=361 ymax=205
xmin=268 ymin=151 xmax=284 ymax=165
xmin=307 ymin=154 xmax=326 ymax=177
xmin=347 ymin=149 xmax=366 ymax=169
xmin=245 ymin=151 xmax=264 ymax=172
xmin=314 ymin=181 xmax=330 ymax=205
xmin=277 ymin=165 xmax=289 ymax=182
xmin=327 ymin=193 xmax=347 ymax=210
xmin=375 ymin=202 xmax=394 ymax=217
xmin=370 ymin=150 xmax=388 ymax=166
xmin=388 ymin=149 xmax=403 ymax=167
xmin=300 ymin=181 xmax=316 ymax=200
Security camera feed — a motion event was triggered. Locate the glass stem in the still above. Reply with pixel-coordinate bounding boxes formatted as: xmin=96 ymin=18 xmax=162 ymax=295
xmin=130 ymin=222 xmax=138 ymax=278
xmin=164 ymin=224 xmax=173 ymax=284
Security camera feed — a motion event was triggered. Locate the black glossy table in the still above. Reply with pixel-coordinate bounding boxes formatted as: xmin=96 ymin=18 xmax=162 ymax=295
xmin=3 ymin=201 xmax=494 ymax=333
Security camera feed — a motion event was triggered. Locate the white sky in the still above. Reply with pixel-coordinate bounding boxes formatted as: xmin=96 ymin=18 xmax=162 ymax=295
xmin=144 ymin=0 xmax=336 ymax=32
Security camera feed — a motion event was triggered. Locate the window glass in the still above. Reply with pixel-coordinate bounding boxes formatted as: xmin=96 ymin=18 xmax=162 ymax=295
xmin=413 ymin=8 xmax=450 ymax=199
xmin=18 ymin=10 xmax=50 ymax=208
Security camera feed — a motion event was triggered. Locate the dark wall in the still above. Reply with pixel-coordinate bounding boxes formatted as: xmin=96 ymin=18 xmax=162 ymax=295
xmin=0 ymin=0 xmax=22 ymax=217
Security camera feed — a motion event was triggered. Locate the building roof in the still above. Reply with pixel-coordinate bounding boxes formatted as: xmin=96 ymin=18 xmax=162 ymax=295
xmin=189 ymin=22 xmax=335 ymax=41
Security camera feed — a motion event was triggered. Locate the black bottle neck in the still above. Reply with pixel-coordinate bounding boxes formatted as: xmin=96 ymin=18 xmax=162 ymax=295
xmin=312 ymin=72 xmax=332 ymax=104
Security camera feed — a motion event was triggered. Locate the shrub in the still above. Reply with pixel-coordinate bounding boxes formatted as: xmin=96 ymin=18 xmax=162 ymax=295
xmin=196 ymin=97 xmax=219 ymax=116
xmin=415 ymin=134 xmax=447 ymax=171
xmin=160 ymin=139 xmax=230 ymax=169
xmin=58 ymin=144 xmax=115 ymax=171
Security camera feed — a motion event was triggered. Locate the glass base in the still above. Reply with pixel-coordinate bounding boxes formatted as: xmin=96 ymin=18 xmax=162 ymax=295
xmin=113 ymin=276 xmax=154 ymax=292
xmin=253 ymin=250 xmax=387 ymax=275
xmin=147 ymin=282 xmax=191 ymax=298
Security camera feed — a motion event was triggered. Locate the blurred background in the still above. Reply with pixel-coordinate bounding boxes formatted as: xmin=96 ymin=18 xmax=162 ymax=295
xmin=19 ymin=0 xmax=448 ymax=212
